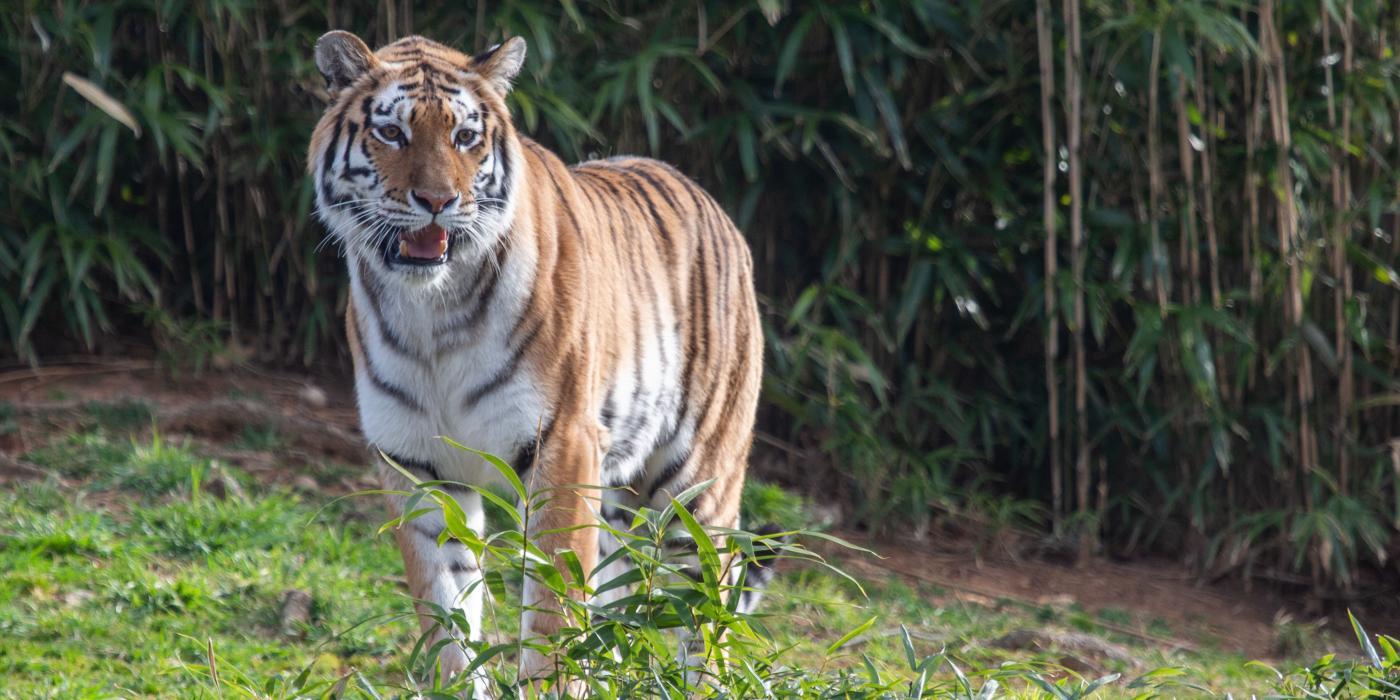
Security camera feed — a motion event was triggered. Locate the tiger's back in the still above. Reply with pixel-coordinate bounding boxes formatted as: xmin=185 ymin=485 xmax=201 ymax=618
xmin=530 ymin=152 xmax=762 ymax=520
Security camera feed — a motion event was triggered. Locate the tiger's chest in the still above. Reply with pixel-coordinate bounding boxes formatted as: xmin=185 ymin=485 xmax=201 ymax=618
xmin=349 ymin=260 xmax=550 ymax=485
xmin=348 ymin=252 xmax=685 ymax=490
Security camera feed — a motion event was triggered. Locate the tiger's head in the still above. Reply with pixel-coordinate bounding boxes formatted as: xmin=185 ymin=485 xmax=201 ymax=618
xmin=308 ymin=32 xmax=526 ymax=280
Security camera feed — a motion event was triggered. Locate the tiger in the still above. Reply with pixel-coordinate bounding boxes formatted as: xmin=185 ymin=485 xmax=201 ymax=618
xmin=307 ymin=30 xmax=770 ymax=686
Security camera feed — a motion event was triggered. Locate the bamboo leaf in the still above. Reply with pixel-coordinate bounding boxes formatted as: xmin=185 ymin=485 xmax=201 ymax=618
xmin=62 ymin=72 xmax=141 ymax=137
xmin=826 ymin=615 xmax=877 ymax=655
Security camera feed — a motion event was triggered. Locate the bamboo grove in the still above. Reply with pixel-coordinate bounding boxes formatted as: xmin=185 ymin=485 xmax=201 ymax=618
xmin=3 ymin=1 xmax=1398 ymax=597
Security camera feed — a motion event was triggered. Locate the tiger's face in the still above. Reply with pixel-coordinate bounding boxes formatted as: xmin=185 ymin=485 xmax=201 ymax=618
xmin=309 ymin=32 xmax=525 ymax=280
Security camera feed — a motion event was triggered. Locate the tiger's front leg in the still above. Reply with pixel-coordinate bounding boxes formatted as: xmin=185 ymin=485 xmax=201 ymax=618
xmin=517 ymin=419 xmax=604 ymax=686
xmin=382 ymin=474 xmax=491 ymax=693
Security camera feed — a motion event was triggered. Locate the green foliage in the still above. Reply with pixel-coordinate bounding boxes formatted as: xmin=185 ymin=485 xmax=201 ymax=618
xmin=0 ymin=415 xmax=1394 ymax=697
xmin=25 ymin=428 xmax=208 ymax=495
xmin=4 ymin=1 xmax=1399 ymax=595
xmin=740 ymin=478 xmax=815 ymax=530
xmin=186 ymin=442 xmax=1396 ymax=698
xmin=1251 ymin=613 xmax=1400 ymax=699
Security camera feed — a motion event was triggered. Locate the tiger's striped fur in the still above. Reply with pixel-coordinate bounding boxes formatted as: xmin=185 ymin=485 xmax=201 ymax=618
xmin=308 ymin=32 xmax=765 ymax=681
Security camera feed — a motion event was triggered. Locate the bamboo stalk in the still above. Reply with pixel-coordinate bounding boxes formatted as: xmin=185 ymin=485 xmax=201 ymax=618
xmin=1390 ymin=10 xmax=1400 ymax=442
xmin=1193 ymin=50 xmax=1221 ymax=314
xmin=1035 ymin=0 xmax=1061 ymax=528
xmin=1262 ymin=0 xmax=1317 ymax=501
xmin=1337 ymin=0 xmax=1355 ymax=492
xmin=1173 ymin=69 xmax=1199 ymax=309
xmin=1192 ymin=48 xmax=1226 ymax=403
xmin=1322 ymin=0 xmax=1345 ymax=492
xmin=1147 ymin=27 xmax=1168 ymax=315
xmin=1243 ymin=18 xmax=1264 ymax=391
xmin=1062 ymin=0 xmax=1090 ymax=562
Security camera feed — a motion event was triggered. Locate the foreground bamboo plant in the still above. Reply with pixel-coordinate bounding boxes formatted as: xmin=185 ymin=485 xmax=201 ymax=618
xmin=181 ymin=442 xmax=1400 ymax=698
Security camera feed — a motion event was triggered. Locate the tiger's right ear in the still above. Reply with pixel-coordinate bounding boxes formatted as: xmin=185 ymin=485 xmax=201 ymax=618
xmin=315 ymin=31 xmax=379 ymax=93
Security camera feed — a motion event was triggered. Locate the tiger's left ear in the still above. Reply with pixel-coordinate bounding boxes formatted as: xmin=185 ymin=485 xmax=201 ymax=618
xmin=473 ymin=36 xmax=527 ymax=93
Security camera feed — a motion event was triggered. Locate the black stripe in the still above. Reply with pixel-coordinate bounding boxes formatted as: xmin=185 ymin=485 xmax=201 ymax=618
xmin=648 ymin=451 xmax=690 ymax=500
xmin=619 ymin=168 xmax=686 ymax=329
xmin=368 ymin=370 xmax=424 ymax=413
xmin=710 ymin=204 xmax=734 ymax=351
xmin=601 ymin=505 xmax=630 ymax=528
xmin=413 ymin=521 xmax=445 ymax=541
xmin=687 ymin=282 xmax=725 ymax=451
xmin=496 ymin=139 xmax=514 ymax=201
xmin=358 ymin=259 xmax=427 ymax=365
xmin=341 ymin=122 xmax=359 ymax=171
xmin=320 ymin=118 xmax=343 ymax=182
xmin=684 ymin=207 xmax=711 ymax=409
xmin=440 ymin=247 xmax=495 ymax=307
xmin=697 ymin=205 xmax=746 ymax=442
xmin=512 ymin=440 xmax=538 ymax=481
xmin=670 ymin=189 xmax=718 ymax=455
xmin=382 ymin=450 xmax=442 ymax=482
xmin=320 ymin=178 xmax=347 ymax=207
xmin=619 ymin=163 xmax=684 ymax=214
xmin=434 ymin=248 xmax=503 ymax=342
xmin=354 ymin=319 xmax=425 ymax=413
xmin=449 ymin=559 xmax=480 ymax=575
xmin=600 ymin=395 xmax=617 ymax=431
xmin=616 ymin=184 xmax=671 ymax=344
xmin=620 ymin=171 xmax=677 ymax=269
xmin=459 ymin=317 xmax=545 ymax=409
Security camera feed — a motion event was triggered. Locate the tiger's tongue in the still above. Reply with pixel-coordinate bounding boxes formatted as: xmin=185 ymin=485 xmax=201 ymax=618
xmin=399 ymin=224 xmax=448 ymax=259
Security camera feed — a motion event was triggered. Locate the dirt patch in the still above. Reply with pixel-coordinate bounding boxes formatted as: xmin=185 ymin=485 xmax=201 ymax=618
xmin=820 ymin=532 xmax=1292 ymax=660
xmin=0 ymin=359 xmax=369 ymax=491
xmin=0 ymin=359 xmax=358 ymax=428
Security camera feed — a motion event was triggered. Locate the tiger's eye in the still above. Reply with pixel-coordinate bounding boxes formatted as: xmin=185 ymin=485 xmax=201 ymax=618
xmin=455 ymin=129 xmax=479 ymax=148
xmin=377 ymin=125 xmax=402 ymax=142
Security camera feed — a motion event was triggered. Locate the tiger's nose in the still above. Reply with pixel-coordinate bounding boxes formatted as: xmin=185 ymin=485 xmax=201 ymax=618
xmin=410 ymin=190 xmax=459 ymax=215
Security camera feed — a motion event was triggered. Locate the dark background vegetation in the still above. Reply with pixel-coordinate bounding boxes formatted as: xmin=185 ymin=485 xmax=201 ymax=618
xmin=4 ymin=0 xmax=1398 ymax=602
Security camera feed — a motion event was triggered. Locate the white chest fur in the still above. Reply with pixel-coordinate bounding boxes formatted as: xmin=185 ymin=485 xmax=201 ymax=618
xmin=349 ymin=246 xmax=547 ymax=485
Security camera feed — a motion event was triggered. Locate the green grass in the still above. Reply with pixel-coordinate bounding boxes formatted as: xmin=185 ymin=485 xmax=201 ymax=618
xmin=0 ymin=408 xmax=1394 ymax=698
xmin=0 ymin=468 xmax=412 ymax=697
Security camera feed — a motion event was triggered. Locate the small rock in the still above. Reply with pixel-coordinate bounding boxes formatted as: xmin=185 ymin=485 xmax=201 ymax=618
xmin=1058 ymin=653 xmax=1101 ymax=675
xmin=204 ymin=461 xmax=245 ymax=500
xmin=298 ymin=384 xmax=329 ymax=409
xmin=292 ymin=475 xmax=319 ymax=492
xmin=279 ymin=589 xmax=314 ymax=636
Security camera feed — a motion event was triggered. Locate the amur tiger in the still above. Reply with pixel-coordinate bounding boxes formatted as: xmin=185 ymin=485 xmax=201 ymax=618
xmin=308 ymin=31 xmax=769 ymax=686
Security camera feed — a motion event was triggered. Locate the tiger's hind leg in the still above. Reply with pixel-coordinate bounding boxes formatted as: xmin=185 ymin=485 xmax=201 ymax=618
xmin=639 ymin=290 xmax=766 ymax=673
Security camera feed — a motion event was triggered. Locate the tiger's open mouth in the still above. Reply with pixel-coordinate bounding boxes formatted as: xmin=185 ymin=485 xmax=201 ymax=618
xmin=383 ymin=223 xmax=452 ymax=266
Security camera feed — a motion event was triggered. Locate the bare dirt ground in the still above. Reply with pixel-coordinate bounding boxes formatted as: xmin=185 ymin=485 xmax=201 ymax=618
xmin=0 ymin=358 xmax=1383 ymax=662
